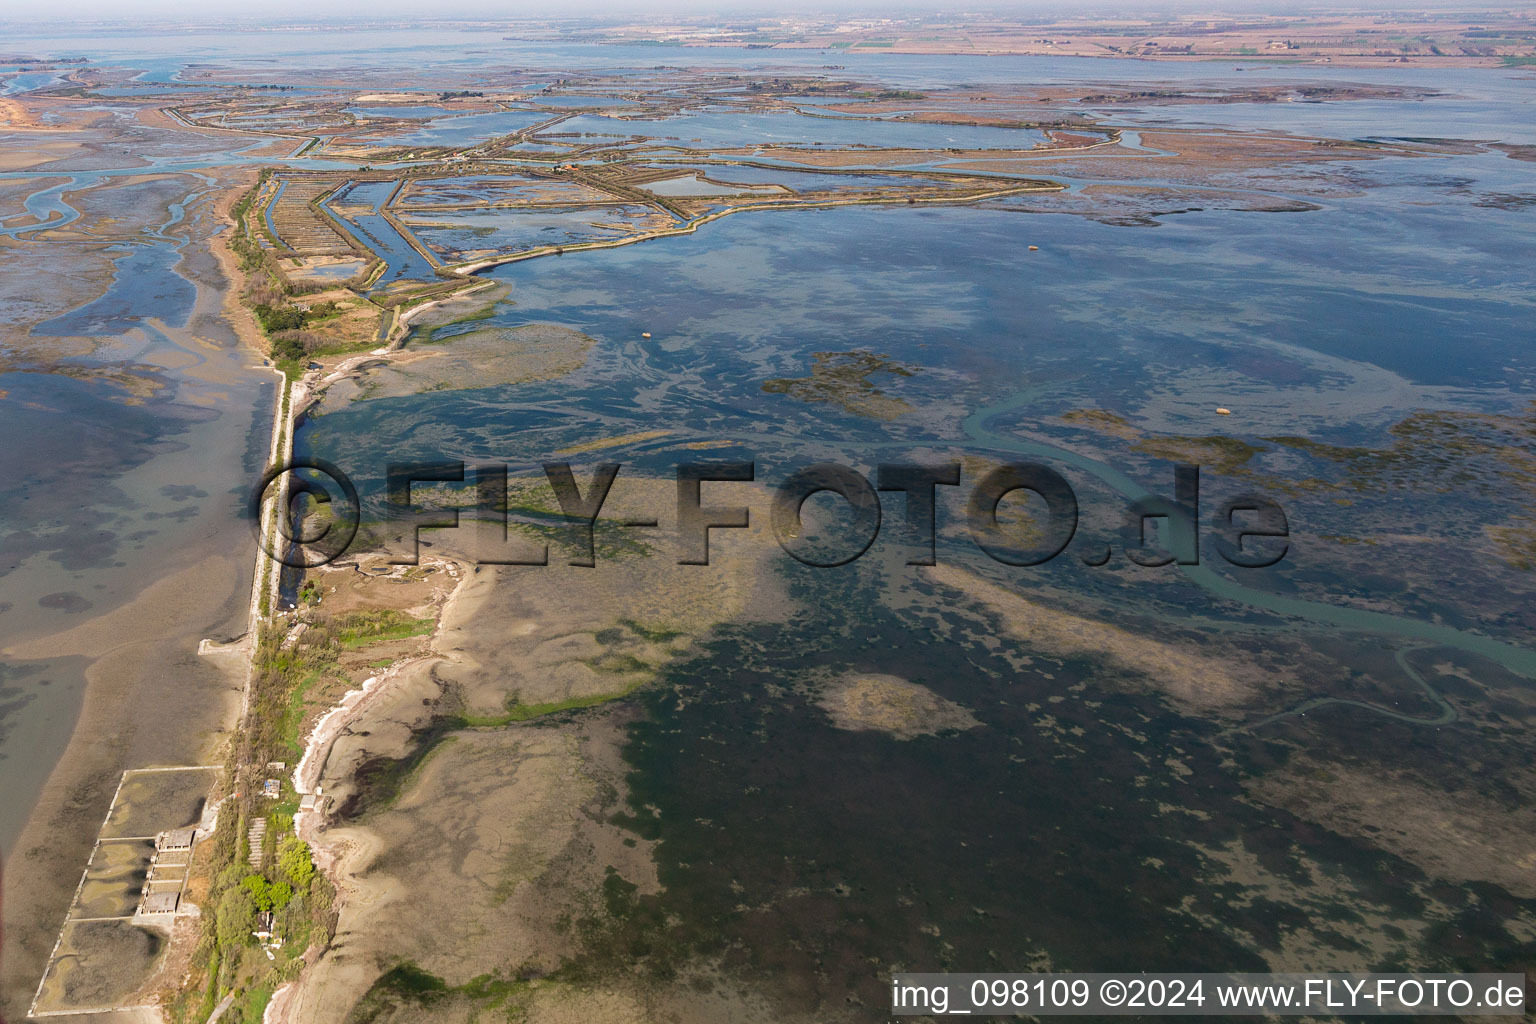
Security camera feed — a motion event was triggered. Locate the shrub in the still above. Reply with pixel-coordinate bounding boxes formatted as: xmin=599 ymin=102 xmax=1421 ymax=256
xmin=268 ymin=331 xmax=306 ymax=363
xmin=245 ymin=278 xmax=286 ymax=308
xmin=253 ymin=304 xmax=307 ymax=333
xmin=271 ymin=329 xmax=330 ymax=358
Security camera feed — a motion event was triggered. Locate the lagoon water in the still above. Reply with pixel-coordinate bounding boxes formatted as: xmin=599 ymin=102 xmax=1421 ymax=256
xmin=370 ymin=109 xmax=550 ymax=147
xmin=557 ymin=109 xmax=1051 ymax=149
xmin=302 ymin=168 xmax=1536 ymax=499
xmin=0 ymin=313 xmax=271 ymax=854
xmin=295 ymin=134 xmax=1536 ymax=998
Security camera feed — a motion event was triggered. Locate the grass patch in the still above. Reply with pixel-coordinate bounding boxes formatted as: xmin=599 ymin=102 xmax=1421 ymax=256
xmin=333 ymin=610 xmax=434 ymax=648
xmin=240 ymin=984 xmax=274 ymax=1022
xmin=280 ymin=669 xmax=323 ymax=759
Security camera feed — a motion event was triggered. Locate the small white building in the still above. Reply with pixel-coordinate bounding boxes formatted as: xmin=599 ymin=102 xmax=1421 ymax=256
xmin=142 ymin=891 xmax=180 ymax=915
xmin=159 ymin=828 xmax=196 ymax=852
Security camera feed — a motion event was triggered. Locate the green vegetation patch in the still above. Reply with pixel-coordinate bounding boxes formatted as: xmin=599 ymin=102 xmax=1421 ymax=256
xmin=1132 ymin=434 xmax=1265 ymax=476
xmin=334 ymin=609 xmax=435 ymax=648
xmin=345 ymin=961 xmax=540 ymax=1024
xmin=763 ymin=349 xmax=918 ymax=421
xmin=461 ymin=690 xmax=639 ymax=726
xmin=1062 ymin=407 xmax=1266 ymax=475
xmin=1265 ymin=402 xmax=1536 ymax=496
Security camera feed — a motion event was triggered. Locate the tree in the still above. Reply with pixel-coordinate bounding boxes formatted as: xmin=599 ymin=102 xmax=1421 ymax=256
xmin=278 ymin=836 xmax=316 ymax=890
xmin=216 ymin=884 xmax=256 ymax=951
xmin=242 ymin=872 xmax=296 ymax=912
xmin=242 ymin=873 xmax=274 ymax=911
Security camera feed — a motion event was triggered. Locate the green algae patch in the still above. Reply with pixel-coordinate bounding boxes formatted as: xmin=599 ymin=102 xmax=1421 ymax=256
xmin=1061 ymin=403 xmax=1536 ymax=493
xmin=1060 ymin=407 xmax=1137 ymax=436
xmin=1266 ymin=402 xmax=1536 ymax=496
xmin=459 ymin=618 xmax=688 ymax=726
xmin=411 ymin=306 xmax=500 ymax=346
xmin=1060 ymin=408 xmax=1264 ymax=475
xmin=1486 ymin=516 xmax=1536 ymax=570
xmin=465 ymin=686 xmax=645 ymax=727
xmin=347 ymin=962 xmax=454 ymax=1022
xmin=762 ymin=349 xmax=917 ymax=420
xmin=1132 ymin=434 xmax=1264 ymax=475
xmin=1062 ymin=404 xmax=1536 ymax=571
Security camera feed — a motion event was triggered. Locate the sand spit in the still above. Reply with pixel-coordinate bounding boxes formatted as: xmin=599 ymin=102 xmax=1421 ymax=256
xmin=288 ymin=280 xmax=506 ymax=418
xmin=926 ymin=563 xmax=1260 ymax=713
xmin=352 ymin=323 xmax=597 ymax=401
xmin=816 ymin=672 xmax=981 ymax=739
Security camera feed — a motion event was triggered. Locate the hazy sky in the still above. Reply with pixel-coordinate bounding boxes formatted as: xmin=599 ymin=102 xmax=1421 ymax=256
xmin=0 ymin=0 xmax=1479 ymax=22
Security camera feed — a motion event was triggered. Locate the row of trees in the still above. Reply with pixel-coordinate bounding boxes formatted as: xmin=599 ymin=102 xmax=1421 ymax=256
xmin=168 ymin=618 xmax=345 ymax=1021
xmin=214 ymin=835 xmax=317 ymax=953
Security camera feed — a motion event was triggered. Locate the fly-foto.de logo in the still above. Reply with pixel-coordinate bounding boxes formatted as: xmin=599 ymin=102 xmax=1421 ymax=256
xmin=250 ymin=459 xmax=1290 ymax=571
